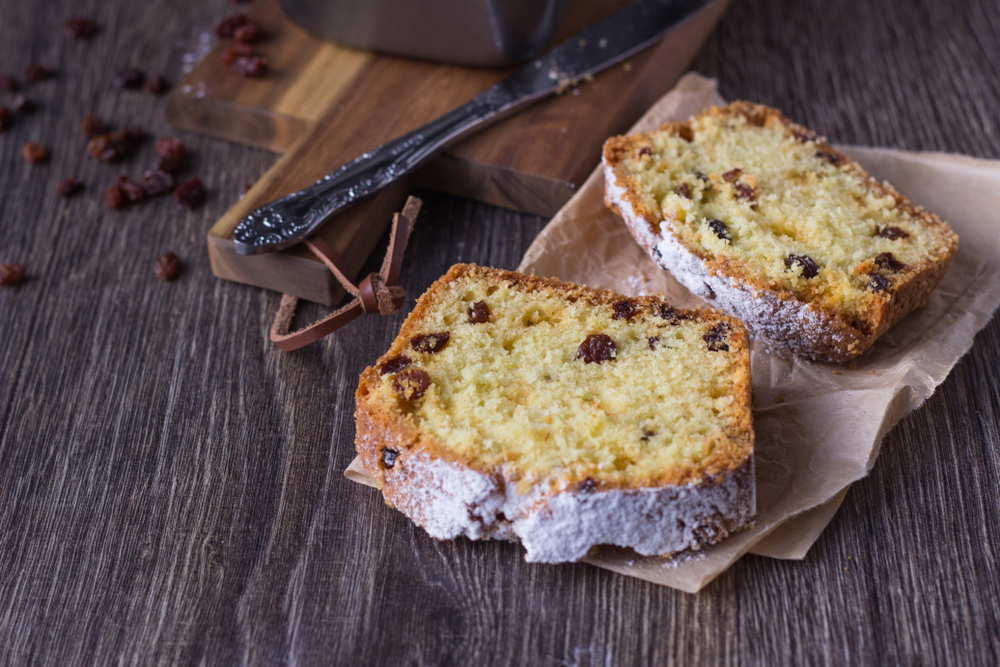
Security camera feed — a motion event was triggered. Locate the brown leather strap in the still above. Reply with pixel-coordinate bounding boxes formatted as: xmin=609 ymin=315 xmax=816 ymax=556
xmin=269 ymin=196 xmax=422 ymax=352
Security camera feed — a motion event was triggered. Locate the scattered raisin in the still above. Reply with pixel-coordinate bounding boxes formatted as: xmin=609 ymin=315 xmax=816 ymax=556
xmin=155 ymin=136 xmax=185 ymax=159
xmin=392 ymin=367 xmax=431 ymax=401
xmin=103 ymin=184 xmax=124 ymax=210
xmin=144 ymin=74 xmax=167 ymax=95
xmin=0 ymin=263 xmax=26 ymax=287
xmin=867 ymin=273 xmax=890 ymax=293
xmin=648 ymin=336 xmax=660 ymax=349
xmin=214 ymin=13 xmax=248 ymax=38
xmin=612 ymin=299 xmax=636 ymax=320
xmin=675 ymin=182 xmax=691 ymax=199
xmin=234 ymin=22 xmax=263 ymax=44
xmin=704 ymin=323 xmax=730 ymax=352
xmin=734 ymin=181 xmax=757 ymax=202
xmin=221 ymin=43 xmax=253 ymax=67
xmin=173 ymin=177 xmax=206 ymax=209
xmin=815 ymin=146 xmax=843 ymax=166
xmin=230 ymin=55 xmax=268 ymax=77
xmin=411 ymin=332 xmax=450 ymax=354
xmin=114 ymin=68 xmax=144 ymax=89
xmin=57 ymin=178 xmax=84 ymax=197
xmin=81 ymin=113 xmax=105 ymax=138
xmin=876 ymin=225 xmax=909 ymax=240
xmin=577 ymin=333 xmax=616 ymax=364
xmin=707 ymin=218 xmax=731 ymax=241
xmin=378 ymin=354 xmax=412 ymax=375
xmin=140 ymin=169 xmax=174 ymax=196
xmin=115 ymin=175 xmax=146 ymax=202
xmin=153 ymin=251 xmax=180 ymax=281
xmin=656 ymin=303 xmax=688 ymax=324
xmin=578 ymin=479 xmax=596 ymax=494
xmin=0 ymin=74 xmax=20 ymax=92
xmin=22 ymin=64 xmax=53 ymax=83
xmin=88 ymin=130 xmax=136 ymax=162
xmin=637 ymin=146 xmax=652 ymax=157
xmin=22 ymin=142 xmax=48 ymax=164
xmin=0 ymin=106 xmax=12 ymax=131
xmin=64 ymin=17 xmax=98 ymax=39
xmin=12 ymin=95 xmax=34 ymax=113
xmin=467 ymin=300 xmax=490 ymax=324
xmin=380 ymin=448 xmax=399 ymax=469
xmin=785 ymin=253 xmax=819 ymax=279
xmin=722 ymin=168 xmax=742 ymax=182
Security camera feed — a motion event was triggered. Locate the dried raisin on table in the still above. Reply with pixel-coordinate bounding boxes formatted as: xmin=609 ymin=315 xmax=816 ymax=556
xmin=22 ymin=64 xmax=53 ymax=83
xmin=0 ymin=74 xmax=20 ymax=92
xmin=153 ymin=252 xmax=180 ymax=281
xmin=12 ymin=95 xmax=35 ymax=113
xmin=392 ymin=367 xmax=431 ymax=401
xmin=140 ymin=169 xmax=174 ymax=196
xmin=22 ymin=142 xmax=48 ymax=164
xmin=612 ymin=299 xmax=636 ymax=321
xmin=221 ymin=43 xmax=252 ymax=66
xmin=57 ymin=178 xmax=84 ymax=197
xmin=0 ymin=106 xmax=12 ymax=131
xmin=115 ymin=175 xmax=146 ymax=203
xmin=784 ymin=253 xmax=819 ymax=279
xmin=378 ymin=354 xmax=412 ymax=376
xmin=466 ymin=300 xmax=490 ymax=324
xmin=103 ymin=184 xmax=124 ymax=210
xmin=0 ymin=263 xmax=26 ymax=287
xmin=173 ymin=177 xmax=206 ymax=209
xmin=214 ymin=13 xmax=248 ymax=38
xmin=233 ymin=22 xmax=262 ymax=44
xmin=88 ymin=130 xmax=136 ymax=163
xmin=411 ymin=332 xmax=450 ymax=354
xmin=114 ymin=68 xmax=144 ymax=89
xmin=144 ymin=74 xmax=167 ymax=95
xmin=81 ymin=113 xmax=105 ymax=138
xmin=155 ymin=136 xmax=186 ymax=173
xmin=65 ymin=17 xmax=99 ymax=39
xmin=577 ymin=334 xmax=616 ymax=363
xmin=230 ymin=55 xmax=267 ymax=77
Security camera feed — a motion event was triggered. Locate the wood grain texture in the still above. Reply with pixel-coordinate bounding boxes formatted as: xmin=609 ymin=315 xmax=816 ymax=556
xmin=1 ymin=0 xmax=999 ymax=666
xmin=187 ymin=0 xmax=729 ymax=304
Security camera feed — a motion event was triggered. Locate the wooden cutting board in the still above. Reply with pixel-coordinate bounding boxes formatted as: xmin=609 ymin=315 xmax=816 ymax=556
xmin=167 ymin=0 xmax=729 ymax=305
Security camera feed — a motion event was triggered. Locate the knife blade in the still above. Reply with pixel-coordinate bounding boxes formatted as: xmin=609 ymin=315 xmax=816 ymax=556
xmin=233 ymin=0 xmax=708 ymax=255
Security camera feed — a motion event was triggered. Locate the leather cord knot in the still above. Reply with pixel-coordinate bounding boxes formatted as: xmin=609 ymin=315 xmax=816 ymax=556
xmin=269 ymin=196 xmax=422 ymax=351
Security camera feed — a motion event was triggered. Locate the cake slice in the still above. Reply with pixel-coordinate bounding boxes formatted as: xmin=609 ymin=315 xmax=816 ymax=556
xmin=603 ymin=101 xmax=959 ymax=363
xmin=355 ymin=264 xmax=754 ymax=563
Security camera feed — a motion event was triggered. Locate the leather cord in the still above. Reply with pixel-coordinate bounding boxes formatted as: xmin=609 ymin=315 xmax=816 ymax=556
xmin=270 ymin=196 xmax=422 ymax=351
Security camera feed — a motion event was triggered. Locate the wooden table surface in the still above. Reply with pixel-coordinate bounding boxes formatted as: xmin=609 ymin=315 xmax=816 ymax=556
xmin=2 ymin=0 xmax=999 ymax=665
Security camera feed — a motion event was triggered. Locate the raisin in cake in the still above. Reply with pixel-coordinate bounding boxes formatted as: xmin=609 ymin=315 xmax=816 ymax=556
xmin=355 ymin=264 xmax=754 ymax=563
xmin=603 ymin=101 xmax=959 ymax=363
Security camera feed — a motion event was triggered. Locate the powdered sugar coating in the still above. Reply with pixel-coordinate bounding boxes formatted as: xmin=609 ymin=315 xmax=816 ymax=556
xmin=363 ymin=432 xmax=754 ymax=563
xmin=603 ymin=160 xmax=860 ymax=361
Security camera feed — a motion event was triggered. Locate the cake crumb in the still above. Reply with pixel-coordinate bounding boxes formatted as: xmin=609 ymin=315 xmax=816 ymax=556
xmin=868 ymin=370 xmax=874 ymax=375
xmin=775 ymin=396 xmax=785 ymax=404
xmin=832 ymin=370 xmax=841 ymax=375
xmin=848 ymin=361 xmax=858 ymax=370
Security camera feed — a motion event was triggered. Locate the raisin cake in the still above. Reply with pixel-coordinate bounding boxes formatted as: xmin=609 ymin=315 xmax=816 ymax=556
xmin=603 ymin=101 xmax=959 ymax=363
xmin=355 ymin=264 xmax=754 ymax=563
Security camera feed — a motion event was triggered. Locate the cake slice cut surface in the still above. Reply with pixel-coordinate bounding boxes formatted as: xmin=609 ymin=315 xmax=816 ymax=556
xmin=603 ymin=101 xmax=959 ymax=362
xmin=355 ymin=264 xmax=754 ymax=563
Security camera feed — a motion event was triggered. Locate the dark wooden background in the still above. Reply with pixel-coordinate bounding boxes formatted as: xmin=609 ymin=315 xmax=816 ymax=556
xmin=2 ymin=0 xmax=999 ymax=665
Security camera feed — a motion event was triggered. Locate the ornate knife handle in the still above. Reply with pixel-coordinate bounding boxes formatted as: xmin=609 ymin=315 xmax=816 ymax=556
xmin=233 ymin=83 xmax=520 ymax=255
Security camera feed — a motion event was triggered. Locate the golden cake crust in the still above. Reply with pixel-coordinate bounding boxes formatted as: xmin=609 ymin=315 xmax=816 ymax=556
xmin=603 ymin=101 xmax=959 ymax=363
xmin=354 ymin=264 xmax=755 ymax=562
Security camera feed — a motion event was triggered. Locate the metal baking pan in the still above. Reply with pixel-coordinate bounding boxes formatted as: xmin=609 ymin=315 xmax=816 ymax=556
xmin=277 ymin=0 xmax=621 ymax=67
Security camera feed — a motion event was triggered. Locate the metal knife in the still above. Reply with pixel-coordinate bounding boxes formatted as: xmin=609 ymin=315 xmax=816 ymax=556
xmin=233 ymin=0 xmax=708 ymax=255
